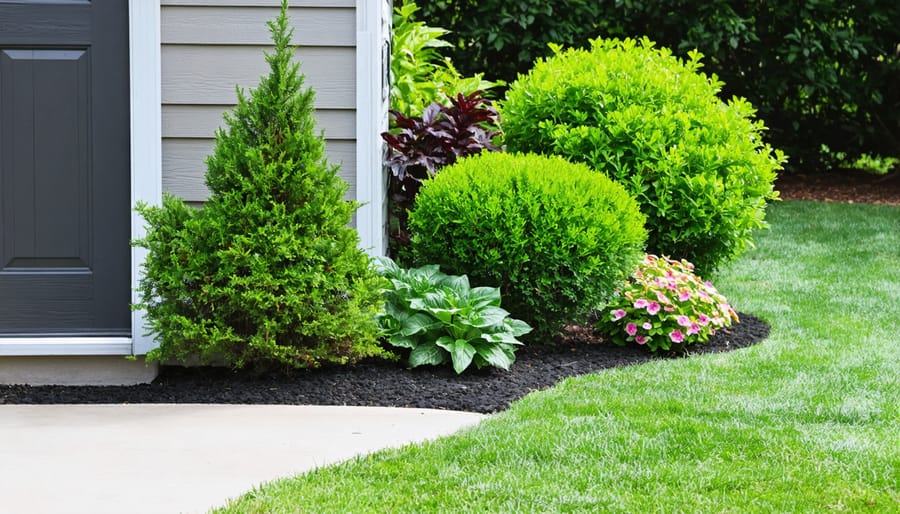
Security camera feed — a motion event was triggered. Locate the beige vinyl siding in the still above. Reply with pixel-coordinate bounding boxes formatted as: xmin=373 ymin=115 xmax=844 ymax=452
xmin=160 ymin=0 xmax=356 ymax=202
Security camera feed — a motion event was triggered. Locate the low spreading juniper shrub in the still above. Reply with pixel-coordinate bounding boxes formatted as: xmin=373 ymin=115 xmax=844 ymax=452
xmin=408 ymin=152 xmax=647 ymax=340
xmin=502 ymin=37 xmax=786 ymax=273
xmin=133 ymin=3 xmax=386 ymax=370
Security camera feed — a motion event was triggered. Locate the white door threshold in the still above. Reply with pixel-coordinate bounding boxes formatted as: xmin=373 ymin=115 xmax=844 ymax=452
xmin=0 ymin=338 xmax=133 ymax=356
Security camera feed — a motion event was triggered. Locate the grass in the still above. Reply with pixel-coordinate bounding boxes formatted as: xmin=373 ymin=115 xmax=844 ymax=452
xmin=214 ymin=201 xmax=899 ymax=513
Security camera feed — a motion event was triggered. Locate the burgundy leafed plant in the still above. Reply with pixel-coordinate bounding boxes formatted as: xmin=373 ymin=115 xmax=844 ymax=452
xmin=381 ymin=90 xmax=502 ymax=257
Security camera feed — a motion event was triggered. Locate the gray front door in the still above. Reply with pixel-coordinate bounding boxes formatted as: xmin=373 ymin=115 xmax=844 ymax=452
xmin=0 ymin=1 xmax=131 ymax=336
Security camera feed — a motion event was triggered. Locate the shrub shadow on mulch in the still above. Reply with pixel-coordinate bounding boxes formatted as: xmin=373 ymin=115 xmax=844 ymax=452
xmin=1 ymin=314 xmax=769 ymax=414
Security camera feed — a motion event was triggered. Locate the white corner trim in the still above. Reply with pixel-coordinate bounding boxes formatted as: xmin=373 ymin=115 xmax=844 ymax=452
xmin=129 ymin=1 xmax=162 ymax=355
xmin=354 ymin=0 xmax=389 ymax=256
xmin=0 ymin=339 xmax=134 ymax=357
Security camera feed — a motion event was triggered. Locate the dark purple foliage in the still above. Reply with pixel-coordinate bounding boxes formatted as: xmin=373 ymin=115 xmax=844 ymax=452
xmin=380 ymin=91 xmax=502 ymax=256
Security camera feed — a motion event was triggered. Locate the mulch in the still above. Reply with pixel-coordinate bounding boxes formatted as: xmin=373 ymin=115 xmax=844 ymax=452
xmin=775 ymin=168 xmax=900 ymax=206
xmin=0 ymin=170 xmax=891 ymax=412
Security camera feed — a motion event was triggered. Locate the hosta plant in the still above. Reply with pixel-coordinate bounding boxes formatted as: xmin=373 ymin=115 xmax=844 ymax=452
xmin=597 ymin=254 xmax=739 ymax=352
xmin=374 ymin=257 xmax=531 ymax=374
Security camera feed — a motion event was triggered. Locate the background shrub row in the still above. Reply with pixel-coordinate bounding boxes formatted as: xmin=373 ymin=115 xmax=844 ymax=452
xmin=418 ymin=0 xmax=900 ymax=170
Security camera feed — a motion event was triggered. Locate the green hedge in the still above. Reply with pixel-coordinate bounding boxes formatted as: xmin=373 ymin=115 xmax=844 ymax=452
xmin=420 ymin=0 xmax=900 ymax=170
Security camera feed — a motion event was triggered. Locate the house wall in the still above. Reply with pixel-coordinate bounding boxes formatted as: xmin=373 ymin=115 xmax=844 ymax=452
xmin=160 ymin=0 xmax=358 ymax=203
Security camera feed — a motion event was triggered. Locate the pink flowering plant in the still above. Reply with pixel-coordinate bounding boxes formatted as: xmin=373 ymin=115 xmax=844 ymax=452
xmin=597 ymin=254 xmax=739 ymax=352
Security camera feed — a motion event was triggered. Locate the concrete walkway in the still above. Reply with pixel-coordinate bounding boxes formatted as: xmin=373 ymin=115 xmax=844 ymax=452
xmin=0 ymin=404 xmax=486 ymax=514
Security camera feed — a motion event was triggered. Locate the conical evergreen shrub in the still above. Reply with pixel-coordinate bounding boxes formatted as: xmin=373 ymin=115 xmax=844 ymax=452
xmin=134 ymin=2 xmax=387 ymax=369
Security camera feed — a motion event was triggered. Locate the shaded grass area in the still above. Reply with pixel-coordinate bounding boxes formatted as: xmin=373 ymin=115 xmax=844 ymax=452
xmin=215 ymin=201 xmax=899 ymax=513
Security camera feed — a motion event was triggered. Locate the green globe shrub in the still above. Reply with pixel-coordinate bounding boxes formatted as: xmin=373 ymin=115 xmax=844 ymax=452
xmin=408 ymin=152 xmax=647 ymax=339
xmin=502 ymin=37 xmax=786 ymax=273
xmin=134 ymin=3 xmax=386 ymax=370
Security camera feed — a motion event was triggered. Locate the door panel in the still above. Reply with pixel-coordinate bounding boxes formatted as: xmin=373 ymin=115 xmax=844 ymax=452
xmin=0 ymin=1 xmax=131 ymax=336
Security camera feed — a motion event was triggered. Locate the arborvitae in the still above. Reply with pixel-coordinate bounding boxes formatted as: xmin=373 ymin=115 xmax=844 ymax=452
xmin=135 ymin=1 xmax=387 ymax=369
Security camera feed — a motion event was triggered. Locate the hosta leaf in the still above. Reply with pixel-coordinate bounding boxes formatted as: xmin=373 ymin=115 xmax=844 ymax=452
xmin=434 ymin=335 xmax=456 ymax=352
xmin=504 ymin=318 xmax=533 ymax=337
xmin=372 ymin=256 xmax=400 ymax=277
xmin=400 ymin=313 xmax=440 ymax=336
xmin=449 ymin=340 xmax=476 ymax=374
xmin=470 ymin=305 xmax=510 ymax=328
xmin=473 ymin=342 xmax=515 ymax=371
xmin=383 ymin=301 xmax=410 ymax=321
xmin=468 ymin=286 xmax=501 ymax=307
xmin=439 ymin=274 xmax=470 ymax=296
xmin=408 ymin=342 xmax=447 ymax=368
xmin=387 ymin=335 xmax=417 ymax=349
xmin=408 ymin=264 xmax=442 ymax=282
xmin=481 ymin=331 xmax=522 ymax=345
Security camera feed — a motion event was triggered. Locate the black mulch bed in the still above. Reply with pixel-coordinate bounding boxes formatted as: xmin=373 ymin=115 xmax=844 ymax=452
xmin=1 ymin=314 xmax=769 ymax=414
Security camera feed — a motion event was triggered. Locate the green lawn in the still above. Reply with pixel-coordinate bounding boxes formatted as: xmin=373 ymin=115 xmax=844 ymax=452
xmin=215 ymin=201 xmax=899 ymax=513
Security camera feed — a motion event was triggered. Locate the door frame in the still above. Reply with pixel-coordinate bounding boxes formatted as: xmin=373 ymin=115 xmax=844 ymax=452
xmin=0 ymin=1 xmax=160 ymax=357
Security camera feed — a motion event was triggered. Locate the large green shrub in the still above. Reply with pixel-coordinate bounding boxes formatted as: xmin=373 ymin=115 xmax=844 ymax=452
xmin=420 ymin=0 xmax=900 ymax=170
xmin=133 ymin=2 xmax=386 ymax=370
xmin=502 ymin=38 xmax=785 ymax=273
xmin=408 ymin=152 xmax=647 ymax=339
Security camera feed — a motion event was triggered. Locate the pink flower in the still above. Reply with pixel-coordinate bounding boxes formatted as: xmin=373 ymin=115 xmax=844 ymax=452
xmin=677 ymin=315 xmax=692 ymax=327
xmin=611 ymin=309 xmax=627 ymax=321
xmin=642 ymin=322 xmax=653 ymax=330
xmin=634 ymin=298 xmax=649 ymax=309
xmin=669 ymin=330 xmax=684 ymax=343
xmin=687 ymin=323 xmax=701 ymax=335
xmin=635 ymin=335 xmax=648 ymax=345
xmin=647 ymin=302 xmax=661 ymax=315
xmin=626 ymin=323 xmax=638 ymax=336
xmin=667 ymin=280 xmax=678 ymax=291
xmin=698 ymin=314 xmax=710 ymax=325
xmin=678 ymin=290 xmax=691 ymax=302
xmin=664 ymin=306 xmax=676 ymax=312
xmin=656 ymin=291 xmax=670 ymax=304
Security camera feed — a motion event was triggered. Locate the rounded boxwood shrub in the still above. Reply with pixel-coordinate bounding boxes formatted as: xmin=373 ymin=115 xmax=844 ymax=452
xmin=407 ymin=152 xmax=647 ymax=339
xmin=501 ymin=37 xmax=786 ymax=273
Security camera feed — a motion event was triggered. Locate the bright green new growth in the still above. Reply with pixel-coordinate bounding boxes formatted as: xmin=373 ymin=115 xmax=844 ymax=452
xmin=390 ymin=0 xmax=498 ymax=117
xmin=374 ymin=257 xmax=531 ymax=374
xmin=408 ymin=152 xmax=647 ymax=340
xmin=134 ymin=1 xmax=386 ymax=369
xmin=502 ymin=37 xmax=786 ymax=273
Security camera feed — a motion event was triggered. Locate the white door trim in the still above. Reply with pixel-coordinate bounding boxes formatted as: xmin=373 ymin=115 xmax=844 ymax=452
xmin=0 ymin=2 xmax=161 ymax=357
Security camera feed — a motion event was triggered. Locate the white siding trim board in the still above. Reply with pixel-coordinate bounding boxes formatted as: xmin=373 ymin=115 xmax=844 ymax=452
xmin=354 ymin=0 xmax=390 ymax=256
